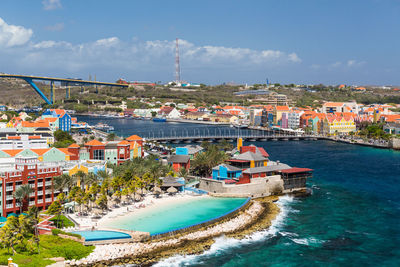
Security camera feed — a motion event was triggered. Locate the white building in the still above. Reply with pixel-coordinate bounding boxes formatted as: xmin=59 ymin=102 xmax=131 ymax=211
xmin=0 ymin=135 xmax=49 ymax=150
xmin=288 ymin=110 xmax=304 ymax=130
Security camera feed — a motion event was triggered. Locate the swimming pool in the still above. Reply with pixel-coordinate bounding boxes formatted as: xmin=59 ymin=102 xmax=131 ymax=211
xmin=101 ymin=197 xmax=248 ymax=235
xmin=72 ymin=230 xmax=131 ymax=241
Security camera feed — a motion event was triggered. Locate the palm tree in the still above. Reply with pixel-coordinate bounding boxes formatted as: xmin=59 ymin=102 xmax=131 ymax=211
xmin=74 ymin=171 xmax=87 ymax=191
xmin=96 ymin=170 xmax=110 ymax=182
xmin=53 ymin=174 xmax=75 ymax=195
xmin=13 ymin=185 xmax=34 ymax=213
xmin=27 ymin=206 xmax=40 ymax=254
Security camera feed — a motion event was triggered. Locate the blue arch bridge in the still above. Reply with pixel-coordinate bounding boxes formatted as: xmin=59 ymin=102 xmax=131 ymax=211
xmin=0 ymin=74 xmax=128 ymax=105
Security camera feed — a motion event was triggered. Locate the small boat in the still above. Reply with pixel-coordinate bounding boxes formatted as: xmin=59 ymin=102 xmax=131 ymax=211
xmin=153 ymin=117 xmax=166 ymax=122
xmin=94 ymin=123 xmax=115 ymax=132
xmin=231 ymin=123 xmax=249 ymax=129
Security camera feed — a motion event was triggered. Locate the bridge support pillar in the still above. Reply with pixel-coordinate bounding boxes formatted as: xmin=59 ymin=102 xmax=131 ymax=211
xmin=23 ymin=78 xmax=52 ymax=105
xmin=66 ymin=84 xmax=70 ymax=99
xmin=50 ymin=81 xmax=55 ymax=104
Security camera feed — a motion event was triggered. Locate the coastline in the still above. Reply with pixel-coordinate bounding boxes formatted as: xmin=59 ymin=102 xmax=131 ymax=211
xmin=67 ymin=196 xmax=281 ymax=266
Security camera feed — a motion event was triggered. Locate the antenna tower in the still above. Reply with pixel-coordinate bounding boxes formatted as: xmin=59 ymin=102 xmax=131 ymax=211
xmin=175 ymin=38 xmax=181 ymax=83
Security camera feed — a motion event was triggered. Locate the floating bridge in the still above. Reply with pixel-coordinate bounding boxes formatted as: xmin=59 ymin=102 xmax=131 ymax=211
xmin=140 ymin=129 xmax=324 ymax=143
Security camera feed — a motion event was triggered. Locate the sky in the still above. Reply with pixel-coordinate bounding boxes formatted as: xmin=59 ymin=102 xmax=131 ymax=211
xmin=0 ymin=0 xmax=399 ymax=85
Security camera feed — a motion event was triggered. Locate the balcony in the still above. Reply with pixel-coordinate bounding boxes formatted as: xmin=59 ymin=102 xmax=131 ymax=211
xmin=29 ymin=201 xmax=35 ymax=206
xmin=29 ymin=192 xmax=35 ymax=197
xmin=45 ymin=190 xmax=52 ymax=195
xmin=37 ymin=191 xmax=43 ymax=196
xmin=45 ymin=198 xmax=52 ymax=203
xmin=6 ymin=186 xmax=13 ymax=191
xmin=37 ymin=199 xmax=43 ymax=204
xmin=6 ymin=195 xmax=13 ymax=200
xmin=29 ymin=184 xmax=36 ymax=189
xmin=45 ymin=181 xmax=52 ymax=186
xmin=6 ymin=204 xmax=13 ymax=209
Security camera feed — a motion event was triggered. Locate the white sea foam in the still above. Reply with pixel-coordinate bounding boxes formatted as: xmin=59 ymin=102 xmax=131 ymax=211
xmin=154 ymin=195 xmax=295 ymax=267
xmin=291 ymin=237 xmax=324 ymax=246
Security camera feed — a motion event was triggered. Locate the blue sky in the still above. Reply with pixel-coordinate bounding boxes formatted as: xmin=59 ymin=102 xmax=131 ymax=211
xmin=1 ymin=0 xmax=399 ymax=85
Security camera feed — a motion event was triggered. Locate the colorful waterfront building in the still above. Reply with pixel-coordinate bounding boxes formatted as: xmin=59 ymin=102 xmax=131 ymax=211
xmin=175 ymin=145 xmax=204 ymax=159
xmin=42 ymin=109 xmax=72 ymax=132
xmin=273 ymin=106 xmax=290 ymax=125
xmin=212 ymin=164 xmax=242 ymax=180
xmin=167 ymin=155 xmax=191 ymax=172
xmin=0 ymin=157 xmax=62 ymax=217
xmin=322 ymin=113 xmax=356 ymax=135
xmin=67 ymin=136 xmax=143 ymax=165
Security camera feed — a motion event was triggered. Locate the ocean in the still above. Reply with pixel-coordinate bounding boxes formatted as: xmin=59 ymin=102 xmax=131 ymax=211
xmin=76 ymin=117 xmax=400 ymax=266
xmin=155 ymin=141 xmax=400 ymax=267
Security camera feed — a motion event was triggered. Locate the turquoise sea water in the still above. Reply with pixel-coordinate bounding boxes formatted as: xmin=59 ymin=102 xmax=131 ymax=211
xmin=104 ymin=197 xmax=247 ymax=235
xmin=154 ymin=141 xmax=400 ymax=267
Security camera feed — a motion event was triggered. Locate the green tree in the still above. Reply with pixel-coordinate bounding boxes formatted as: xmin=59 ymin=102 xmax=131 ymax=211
xmin=47 ymin=201 xmax=63 ymax=228
xmin=13 ymin=185 xmax=34 ymax=213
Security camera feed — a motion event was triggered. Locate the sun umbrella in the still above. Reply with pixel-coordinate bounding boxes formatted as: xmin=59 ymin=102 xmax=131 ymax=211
xmin=0 ymin=217 xmax=7 ymax=223
xmin=167 ymin=187 xmax=178 ymax=194
xmin=7 ymin=213 xmax=17 ymax=218
xmin=121 ymin=195 xmax=130 ymax=202
xmin=153 ymin=187 xmax=162 ymax=193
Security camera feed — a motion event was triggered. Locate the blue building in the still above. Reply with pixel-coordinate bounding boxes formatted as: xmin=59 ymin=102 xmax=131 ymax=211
xmin=212 ymin=164 xmax=242 ymax=180
xmin=42 ymin=109 xmax=72 ymax=132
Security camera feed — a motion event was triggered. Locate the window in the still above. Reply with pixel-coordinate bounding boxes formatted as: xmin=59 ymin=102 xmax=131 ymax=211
xmin=93 ymin=149 xmax=104 ymax=160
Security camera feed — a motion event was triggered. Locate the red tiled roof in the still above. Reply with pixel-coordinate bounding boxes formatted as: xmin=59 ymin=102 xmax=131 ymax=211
xmin=2 ymin=149 xmax=23 ymax=156
xmin=126 ymin=135 xmax=143 ymax=141
xmin=118 ymin=140 xmax=130 ymax=145
xmin=31 ymin=148 xmax=51 ymax=156
xmin=68 ymin=143 xmax=80 ymax=148
xmin=85 ymin=140 xmax=105 ymax=146
xmin=57 ymin=148 xmax=74 ymax=156
xmin=275 ymin=106 xmax=289 ymax=111
xmin=280 ymin=167 xmax=313 ymax=174
xmin=323 ymin=102 xmax=344 ymax=107
xmin=7 ymin=136 xmax=21 ymax=140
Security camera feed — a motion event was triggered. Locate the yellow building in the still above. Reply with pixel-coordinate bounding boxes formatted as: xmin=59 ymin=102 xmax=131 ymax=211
xmin=323 ymin=115 xmax=356 ymax=135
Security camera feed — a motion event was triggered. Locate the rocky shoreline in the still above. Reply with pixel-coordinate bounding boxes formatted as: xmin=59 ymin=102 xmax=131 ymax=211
xmin=67 ymin=196 xmax=280 ymax=266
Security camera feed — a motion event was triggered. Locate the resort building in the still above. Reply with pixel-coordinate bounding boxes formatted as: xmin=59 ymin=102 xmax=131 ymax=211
xmin=70 ymin=138 xmax=143 ymax=165
xmin=175 ymin=145 xmax=204 ymax=159
xmin=212 ymin=164 xmax=242 ymax=180
xmin=227 ymin=151 xmax=268 ymax=169
xmin=0 ymin=157 xmax=62 ymax=217
xmin=167 ymin=155 xmax=191 ymax=172
xmin=0 ymin=134 xmax=49 ymax=150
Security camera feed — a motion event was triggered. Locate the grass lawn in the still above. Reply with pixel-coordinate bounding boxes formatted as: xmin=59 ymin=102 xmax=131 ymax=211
xmin=0 ymin=235 xmax=94 ymax=267
xmin=49 ymin=215 xmax=75 ymax=228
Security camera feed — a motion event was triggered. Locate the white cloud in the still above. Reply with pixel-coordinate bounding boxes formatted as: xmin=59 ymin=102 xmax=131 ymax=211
xmin=0 ymin=17 xmax=33 ymax=47
xmin=0 ymin=18 xmax=302 ymax=81
xmin=42 ymin=0 xmax=62 ymax=10
xmin=45 ymin=22 xmax=64 ymax=32
xmin=347 ymin=59 xmax=365 ymax=67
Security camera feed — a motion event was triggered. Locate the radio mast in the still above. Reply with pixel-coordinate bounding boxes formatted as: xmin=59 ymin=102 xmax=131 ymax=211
xmin=175 ymin=38 xmax=181 ymax=84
